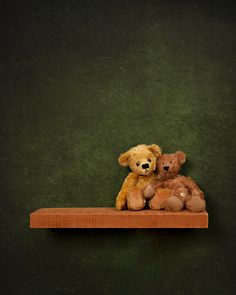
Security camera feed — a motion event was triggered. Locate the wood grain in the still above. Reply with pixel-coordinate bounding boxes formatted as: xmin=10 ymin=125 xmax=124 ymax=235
xmin=30 ymin=208 xmax=208 ymax=228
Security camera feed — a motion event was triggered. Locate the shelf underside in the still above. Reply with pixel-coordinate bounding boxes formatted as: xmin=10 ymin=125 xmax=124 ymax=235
xmin=30 ymin=208 xmax=208 ymax=228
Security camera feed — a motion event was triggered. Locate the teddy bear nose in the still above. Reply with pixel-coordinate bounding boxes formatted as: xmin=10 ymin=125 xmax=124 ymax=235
xmin=142 ymin=163 xmax=149 ymax=169
xmin=164 ymin=166 xmax=169 ymax=171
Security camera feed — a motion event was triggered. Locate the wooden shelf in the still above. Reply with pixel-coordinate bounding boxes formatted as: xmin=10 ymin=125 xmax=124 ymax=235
xmin=30 ymin=208 xmax=208 ymax=228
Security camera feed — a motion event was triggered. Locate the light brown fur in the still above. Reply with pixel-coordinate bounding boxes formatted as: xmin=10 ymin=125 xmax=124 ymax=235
xmin=115 ymin=144 xmax=161 ymax=210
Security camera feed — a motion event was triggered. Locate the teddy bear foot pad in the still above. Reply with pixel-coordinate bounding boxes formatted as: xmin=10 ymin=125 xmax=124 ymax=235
xmin=30 ymin=208 xmax=208 ymax=228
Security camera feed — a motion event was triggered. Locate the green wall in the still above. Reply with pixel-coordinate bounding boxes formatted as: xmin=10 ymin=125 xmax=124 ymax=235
xmin=1 ymin=1 xmax=236 ymax=294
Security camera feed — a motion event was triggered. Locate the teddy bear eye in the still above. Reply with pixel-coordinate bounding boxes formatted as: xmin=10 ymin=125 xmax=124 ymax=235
xmin=170 ymin=161 xmax=172 ymax=164
xmin=147 ymin=159 xmax=151 ymax=162
xmin=136 ymin=162 xmax=140 ymax=166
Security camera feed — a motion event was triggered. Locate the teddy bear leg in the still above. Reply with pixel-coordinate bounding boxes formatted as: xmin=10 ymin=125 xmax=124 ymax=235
xmin=148 ymin=192 xmax=162 ymax=210
xmin=174 ymin=187 xmax=189 ymax=202
xmin=185 ymin=195 xmax=206 ymax=212
xmin=127 ymin=188 xmax=146 ymax=210
xmin=149 ymin=188 xmax=173 ymax=210
xmin=165 ymin=196 xmax=184 ymax=212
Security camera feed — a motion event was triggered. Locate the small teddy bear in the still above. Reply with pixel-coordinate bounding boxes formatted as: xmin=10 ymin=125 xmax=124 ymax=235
xmin=149 ymin=151 xmax=206 ymax=212
xmin=115 ymin=144 xmax=162 ymax=210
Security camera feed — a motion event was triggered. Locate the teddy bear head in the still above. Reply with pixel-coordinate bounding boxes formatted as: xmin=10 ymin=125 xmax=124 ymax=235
xmin=156 ymin=151 xmax=186 ymax=179
xmin=118 ymin=144 xmax=162 ymax=176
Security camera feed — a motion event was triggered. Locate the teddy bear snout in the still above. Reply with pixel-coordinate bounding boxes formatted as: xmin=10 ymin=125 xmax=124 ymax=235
xmin=142 ymin=163 xmax=149 ymax=169
xmin=164 ymin=166 xmax=169 ymax=171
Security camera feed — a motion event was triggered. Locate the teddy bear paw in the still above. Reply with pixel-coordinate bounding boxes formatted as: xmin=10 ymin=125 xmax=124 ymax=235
xmin=165 ymin=196 xmax=184 ymax=212
xmin=186 ymin=196 xmax=206 ymax=212
xmin=143 ymin=185 xmax=155 ymax=199
xmin=116 ymin=199 xmax=126 ymax=211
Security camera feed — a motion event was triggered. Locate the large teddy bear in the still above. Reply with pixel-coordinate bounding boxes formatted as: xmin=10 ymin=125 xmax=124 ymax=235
xmin=115 ymin=144 xmax=162 ymax=210
xmin=149 ymin=151 xmax=206 ymax=212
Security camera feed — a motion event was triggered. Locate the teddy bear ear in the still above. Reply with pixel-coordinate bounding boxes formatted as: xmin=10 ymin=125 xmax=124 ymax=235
xmin=147 ymin=144 xmax=162 ymax=158
xmin=118 ymin=151 xmax=130 ymax=167
xmin=176 ymin=151 xmax=186 ymax=165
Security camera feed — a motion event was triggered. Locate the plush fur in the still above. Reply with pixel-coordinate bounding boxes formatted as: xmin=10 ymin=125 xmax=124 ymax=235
xmin=150 ymin=151 xmax=206 ymax=212
xmin=115 ymin=144 xmax=161 ymax=210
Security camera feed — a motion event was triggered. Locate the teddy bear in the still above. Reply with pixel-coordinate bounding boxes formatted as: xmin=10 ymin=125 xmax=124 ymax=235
xmin=115 ymin=144 xmax=162 ymax=210
xmin=148 ymin=151 xmax=206 ymax=212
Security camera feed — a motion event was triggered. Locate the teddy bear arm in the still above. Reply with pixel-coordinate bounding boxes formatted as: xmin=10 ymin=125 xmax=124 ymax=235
xmin=153 ymin=181 xmax=163 ymax=190
xmin=183 ymin=177 xmax=205 ymax=198
xmin=143 ymin=184 xmax=156 ymax=199
xmin=116 ymin=173 xmax=139 ymax=210
xmin=142 ymin=179 xmax=163 ymax=199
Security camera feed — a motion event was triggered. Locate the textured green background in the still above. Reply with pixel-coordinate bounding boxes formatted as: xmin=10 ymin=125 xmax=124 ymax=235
xmin=1 ymin=1 xmax=236 ymax=294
